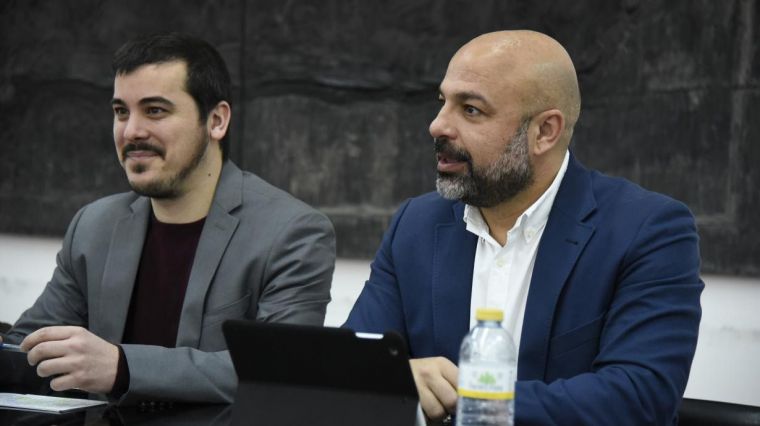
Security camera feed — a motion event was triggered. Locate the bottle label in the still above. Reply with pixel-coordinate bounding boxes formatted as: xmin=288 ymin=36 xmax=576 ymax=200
xmin=457 ymin=362 xmax=515 ymax=400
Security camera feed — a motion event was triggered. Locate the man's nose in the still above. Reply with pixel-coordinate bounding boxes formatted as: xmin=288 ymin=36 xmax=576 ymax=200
xmin=429 ymin=107 xmax=455 ymax=141
xmin=121 ymin=115 xmax=149 ymax=141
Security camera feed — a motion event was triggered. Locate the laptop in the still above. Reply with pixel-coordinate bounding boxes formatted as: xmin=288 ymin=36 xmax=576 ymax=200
xmin=223 ymin=320 xmax=419 ymax=426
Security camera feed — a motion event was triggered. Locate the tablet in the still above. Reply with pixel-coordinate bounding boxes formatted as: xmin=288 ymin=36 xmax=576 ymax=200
xmin=223 ymin=320 xmax=418 ymax=426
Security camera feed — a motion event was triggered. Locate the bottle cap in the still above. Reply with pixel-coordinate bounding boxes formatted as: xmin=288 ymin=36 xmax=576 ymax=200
xmin=475 ymin=308 xmax=504 ymax=321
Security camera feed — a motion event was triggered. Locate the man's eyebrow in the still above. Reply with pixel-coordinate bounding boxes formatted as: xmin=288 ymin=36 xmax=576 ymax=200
xmin=454 ymin=91 xmax=490 ymax=106
xmin=438 ymin=87 xmax=492 ymax=106
xmin=109 ymin=97 xmax=175 ymax=107
xmin=138 ymin=96 xmax=175 ymax=107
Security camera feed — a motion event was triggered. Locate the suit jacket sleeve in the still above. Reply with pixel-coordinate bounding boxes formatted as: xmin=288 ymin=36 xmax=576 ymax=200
xmin=343 ymin=199 xmax=411 ymax=337
xmin=120 ymin=345 xmax=235 ymax=403
xmin=6 ymin=207 xmax=90 ymax=343
xmin=119 ymin=209 xmax=336 ymax=404
xmin=515 ymin=199 xmax=703 ymax=425
xmin=254 ymin=209 xmax=336 ymax=325
xmin=2 ymin=208 xmax=90 ymax=393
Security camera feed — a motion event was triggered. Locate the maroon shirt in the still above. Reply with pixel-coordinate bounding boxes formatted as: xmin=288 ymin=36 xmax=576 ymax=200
xmin=112 ymin=212 xmax=206 ymax=398
xmin=122 ymin=213 xmax=206 ymax=346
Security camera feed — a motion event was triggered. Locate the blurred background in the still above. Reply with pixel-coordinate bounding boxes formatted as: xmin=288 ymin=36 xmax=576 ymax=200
xmin=1 ymin=0 xmax=758 ymax=407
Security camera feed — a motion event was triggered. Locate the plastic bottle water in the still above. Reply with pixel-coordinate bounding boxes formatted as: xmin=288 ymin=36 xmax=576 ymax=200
xmin=455 ymin=308 xmax=516 ymax=426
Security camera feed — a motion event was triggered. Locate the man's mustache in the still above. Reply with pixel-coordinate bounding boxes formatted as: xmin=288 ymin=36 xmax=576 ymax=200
xmin=434 ymin=138 xmax=470 ymax=162
xmin=122 ymin=142 xmax=165 ymax=158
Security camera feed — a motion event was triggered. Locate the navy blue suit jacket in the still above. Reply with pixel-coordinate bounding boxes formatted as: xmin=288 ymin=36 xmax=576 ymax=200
xmin=345 ymin=154 xmax=703 ymax=425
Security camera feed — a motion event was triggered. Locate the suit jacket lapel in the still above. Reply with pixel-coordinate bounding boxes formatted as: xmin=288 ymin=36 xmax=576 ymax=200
xmin=432 ymin=202 xmax=478 ymax=362
xmin=518 ymin=154 xmax=596 ymax=380
xmin=96 ymin=197 xmax=150 ymax=343
xmin=176 ymin=161 xmax=241 ymax=348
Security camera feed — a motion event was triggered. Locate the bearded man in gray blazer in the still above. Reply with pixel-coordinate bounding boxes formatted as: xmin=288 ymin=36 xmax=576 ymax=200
xmin=0 ymin=33 xmax=336 ymax=405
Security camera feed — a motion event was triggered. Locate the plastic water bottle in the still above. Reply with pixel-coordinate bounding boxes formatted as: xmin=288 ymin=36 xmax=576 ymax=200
xmin=455 ymin=308 xmax=516 ymax=426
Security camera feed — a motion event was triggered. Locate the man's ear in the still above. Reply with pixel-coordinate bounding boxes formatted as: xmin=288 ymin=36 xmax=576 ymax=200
xmin=208 ymin=101 xmax=231 ymax=142
xmin=532 ymin=109 xmax=565 ymax=155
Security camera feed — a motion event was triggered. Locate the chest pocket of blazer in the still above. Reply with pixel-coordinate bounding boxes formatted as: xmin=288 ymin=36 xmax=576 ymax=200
xmin=202 ymin=292 xmax=252 ymax=330
xmin=547 ymin=312 xmax=606 ymax=379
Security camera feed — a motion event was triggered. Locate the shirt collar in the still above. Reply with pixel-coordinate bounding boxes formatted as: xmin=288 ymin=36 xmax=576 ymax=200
xmin=464 ymin=150 xmax=570 ymax=244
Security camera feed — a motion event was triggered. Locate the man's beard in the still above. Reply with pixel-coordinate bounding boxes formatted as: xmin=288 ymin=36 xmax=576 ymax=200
xmin=435 ymin=119 xmax=534 ymax=208
xmin=123 ymin=133 xmax=209 ymax=199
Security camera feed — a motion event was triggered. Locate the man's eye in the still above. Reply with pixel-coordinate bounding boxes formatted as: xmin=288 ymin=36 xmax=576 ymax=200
xmin=113 ymin=107 xmax=128 ymax=118
xmin=437 ymin=94 xmax=445 ymax=103
xmin=146 ymin=107 xmax=166 ymax=115
xmin=464 ymin=105 xmax=481 ymax=115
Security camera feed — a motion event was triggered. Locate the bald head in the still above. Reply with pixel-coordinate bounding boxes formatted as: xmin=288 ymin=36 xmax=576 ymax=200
xmin=450 ymin=30 xmax=581 ymax=138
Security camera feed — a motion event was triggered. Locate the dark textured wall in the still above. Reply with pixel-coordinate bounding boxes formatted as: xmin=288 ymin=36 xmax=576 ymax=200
xmin=0 ymin=1 xmax=757 ymax=275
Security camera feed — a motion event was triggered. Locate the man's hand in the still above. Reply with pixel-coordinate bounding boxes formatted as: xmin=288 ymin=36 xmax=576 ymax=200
xmin=20 ymin=326 xmax=119 ymax=394
xmin=410 ymin=357 xmax=459 ymax=423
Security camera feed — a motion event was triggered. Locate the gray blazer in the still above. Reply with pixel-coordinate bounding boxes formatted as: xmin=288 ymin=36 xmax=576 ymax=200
xmin=7 ymin=161 xmax=336 ymax=404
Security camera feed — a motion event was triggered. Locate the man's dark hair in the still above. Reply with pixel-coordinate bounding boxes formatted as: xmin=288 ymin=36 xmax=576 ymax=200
xmin=112 ymin=32 xmax=232 ymax=160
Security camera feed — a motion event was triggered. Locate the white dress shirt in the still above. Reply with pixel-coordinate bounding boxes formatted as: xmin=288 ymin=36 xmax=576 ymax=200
xmin=465 ymin=151 xmax=569 ymax=354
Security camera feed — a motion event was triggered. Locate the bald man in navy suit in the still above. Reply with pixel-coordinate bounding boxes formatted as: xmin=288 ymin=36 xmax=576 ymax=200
xmin=346 ymin=30 xmax=702 ymax=425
